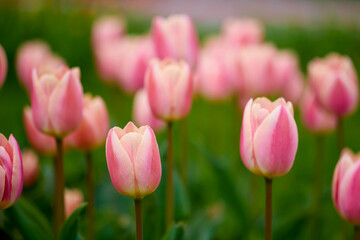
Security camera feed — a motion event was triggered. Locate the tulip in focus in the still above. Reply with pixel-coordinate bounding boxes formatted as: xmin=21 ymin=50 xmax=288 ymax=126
xmin=66 ymin=94 xmax=109 ymax=151
xmin=22 ymin=149 xmax=40 ymax=187
xmin=240 ymin=97 xmax=298 ymax=178
xmin=222 ymin=18 xmax=263 ymax=47
xmin=106 ymin=122 xmax=161 ymax=199
xmin=332 ymin=148 xmax=360 ymax=225
xmin=308 ymin=53 xmax=358 ymax=116
xmin=0 ymin=44 xmax=7 ymax=89
xmin=145 ymin=59 xmax=193 ymax=121
xmin=152 ymin=14 xmax=199 ymax=67
xmin=65 ymin=188 xmax=84 ymax=218
xmin=31 ymin=67 xmax=84 ymax=137
xmin=0 ymin=134 xmax=23 ymax=209
xmin=133 ymin=89 xmax=165 ymax=132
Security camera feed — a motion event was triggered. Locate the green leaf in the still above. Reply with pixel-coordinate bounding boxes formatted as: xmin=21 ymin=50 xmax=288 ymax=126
xmin=161 ymin=223 xmax=185 ymax=240
xmin=4 ymin=197 xmax=53 ymax=240
xmin=174 ymin=170 xmax=190 ymax=221
xmin=59 ymin=203 xmax=87 ymax=240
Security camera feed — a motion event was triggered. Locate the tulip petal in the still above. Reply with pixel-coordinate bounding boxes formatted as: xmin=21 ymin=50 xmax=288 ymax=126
xmin=0 ymin=146 xmax=12 ymax=202
xmin=8 ymin=135 xmax=23 ymax=203
xmin=0 ymin=166 xmax=5 ymax=202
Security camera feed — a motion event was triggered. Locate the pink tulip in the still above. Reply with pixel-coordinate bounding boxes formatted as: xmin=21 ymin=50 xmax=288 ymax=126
xmin=0 ymin=134 xmax=23 ymax=209
xmin=115 ymin=36 xmax=155 ymax=93
xmin=64 ymin=188 xmax=84 ymax=218
xmin=66 ymin=94 xmax=109 ymax=151
xmin=0 ymin=44 xmax=7 ymax=89
xmin=22 ymin=149 xmax=39 ymax=187
xmin=222 ymin=18 xmax=263 ymax=47
xmin=94 ymin=41 xmax=123 ymax=82
xmin=133 ymin=89 xmax=165 ymax=132
xmin=240 ymin=97 xmax=298 ymax=178
xmin=91 ymin=16 xmax=125 ymax=49
xmin=31 ymin=67 xmax=84 ymax=137
xmin=106 ymin=122 xmax=161 ymax=199
xmin=152 ymin=14 xmax=199 ymax=67
xmin=23 ymin=107 xmax=56 ymax=155
xmin=332 ymin=148 xmax=360 ymax=225
xmin=308 ymin=53 xmax=358 ymax=116
xmin=300 ymin=88 xmax=337 ymax=133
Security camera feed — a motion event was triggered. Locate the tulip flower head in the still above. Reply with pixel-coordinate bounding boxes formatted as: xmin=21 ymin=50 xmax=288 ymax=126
xmin=106 ymin=122 xmax=161 ymax=199
xmin=91 ymin=16 xmax=125 ymax=49
xmin=65 ymin=188 xmax=84 ymax=218
xmin=22 ymin=149 xmax=40 ymax=187
xmin=0 ymin=44 xmax=7 ymax=89
xmin=0 ymin=134 xmax=23 ymax=209
xmin=332 ymin=149 xmax=360 ymax=225
xmin=240 ymin=97 xmax=298 ymax=178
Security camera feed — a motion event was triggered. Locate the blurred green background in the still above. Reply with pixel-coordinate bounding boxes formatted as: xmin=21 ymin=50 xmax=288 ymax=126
xmin=1 ymin=1 xmax=360 ymax=239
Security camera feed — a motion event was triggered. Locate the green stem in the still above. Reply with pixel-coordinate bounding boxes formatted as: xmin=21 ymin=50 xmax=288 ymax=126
xmin=265 ymin=178 xmax=272 ymax=240
xmin=86 ymin=151 xmax=94 ymax=240
xmin=54 ymin=137 xmax=65 ymax=237
xmin=165 ymin=121 xmax=174 ymax=230
xmin=135 ymin=199 xmax=143 ymax=240
xmin=337 ymin=117 xmax=344 ymax=152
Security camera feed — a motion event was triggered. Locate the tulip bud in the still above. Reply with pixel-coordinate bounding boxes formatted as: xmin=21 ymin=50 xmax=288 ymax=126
xmin=240 ymin=97 xmax=298 ymax=178
xmin=91 ymin=16 xmax=125 ymax=49
xmin=300 ymin=88 xmax=337 ymax=133
xmin=152 ymin=14 xmax=199 ymax=67
xmin=0 ymin=44 xmax=7 ymax=89
xmin=308 ymin=53 xmax=358 ymax=116
xmin=64 ymin=188 xmax=84 ymax=218
xmin=0 ymin=134 xmax=23 ymax=209
xmin=106 ymin=122 xmax=161 ymax=199
xmin=31 ymin=67 xmax=84 ymax=137
xmin=145 ymin=59 xmax=193 ymax=121
xmin=22 ymin=149 xmax=39 ymax=187
xmin=133 ymin=89 xmax=165 ymax=132
xmin=222 ymin=18 xmax=263 ymax=47
xmin=66 ymin=94 xmax=109 ymax=151
xmin=332 ymin=149 xmax=360 ymax=225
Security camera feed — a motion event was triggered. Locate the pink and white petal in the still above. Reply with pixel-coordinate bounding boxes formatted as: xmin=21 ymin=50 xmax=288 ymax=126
xmin=0 ymin=146 xmax=12 ymax=202
xmin=8 ymin=135 xmax=23 ymax=203
xmin=0 ymin=166 xmax=5 ymax=202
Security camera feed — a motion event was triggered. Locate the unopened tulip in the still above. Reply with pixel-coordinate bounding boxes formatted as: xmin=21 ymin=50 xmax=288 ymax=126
xmin=64 ymin=188 xmax=84 ymax=218
xmin=22 ymin=149 xmax=39 ymax=187
xmin=91 ymin=16 xmax=125 ymax=49
xmin=240 ymin=97 xmax=298 ymax=178
xmin=300 ymin=88 xmax=337 ymax=133
xmin=222 ymin=18 xmax=263 ymax=47
xmin=31 ymin=67 xmax=84 ymax=137
xmin=308 ymin=53 xmax=358 ymax=116
xmin=145 ymin=59 xmax=193 ymax=121
xmin=66 ymin=94 xmax=109 ymax=151
xmin=332 ymin=149 xmax=360 ymax=225
xmin=106 ymin=122 xmax=161 ymax=199
xmin=0 ymin=44 xmax=7 ymax=89
xmin=152 ymin=14 xmax=199 ymax=67
xmin=133 ymin=89 xmax=165 ymax=132
xmin=0 ymin=134 xmax=23 ymax=209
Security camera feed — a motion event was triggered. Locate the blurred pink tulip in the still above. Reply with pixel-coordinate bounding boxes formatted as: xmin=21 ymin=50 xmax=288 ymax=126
xmin=65 ymin=188 xmax=84 ymax=218
xmin=0 ymin=44 xmax=7 ymax=89
xmin=152 ymin=14 xmax=199 ymax=67
xmin=222 ymin=18 xmax=264 ymax=47
xmin=145 ymin=59 xmax=193 ymax=121
xmin=22 ymin=149 xmax=39 ymax=187
xmin=300 ymin=88 xmax=337 ymax=133
xmin=31 ymin=67 xmax=84 ymax=137
xmin=91 ymin=16 xmax=125 ymax=49
xmin=23 ymin=107 xmax=56 ymax=155
xmin=133 ymin=89 xmax=165 ymax=132
xmin=308 ymin=53 xmax=358 ymax=116
xmin=66 ymin=94 xmax=109 ymax=151
xmin=94 ymin=41 xmax=123 ymax=82
xmin=106 ymin=122 xmax=161 ymax=199
xmin=0 ymin=134 xmax=23 ymax=209
xmin=332 ymin=149 xmax=360 ymax=225
xmin=240 ymin=97 xmax=298 ymax=178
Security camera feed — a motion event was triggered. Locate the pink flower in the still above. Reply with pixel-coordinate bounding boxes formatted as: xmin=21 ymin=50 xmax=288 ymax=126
xmin=91 ymin=16 xmax=125 ymax=49
xmin=240 ymin=97 xmax=298 ymax=178
xmin=300 ymin=88 xmax=337 ymax=133
xmin=145 ymin=59 xmax=193 ymax=121
xmin=0 ymin=44 xmax=7 ymax=89
xmin=64 ymin=188 xmax=84 ymax=218
xmin=0 ymin=134 xmax=23 ymax=209
xmin=31 ymin=67 xmax=84 ymax=137
xmin=66 ymin=94 xmax=109 ymax=151
xmin=22 ymin=149 xmax=39 ymax=187
xmin=132 ymin=89 xmax=165 ymax=132
xmin=332 ymin=149 xmax=360 ymax=225
xmin=106 ymin=122 xmax=161 ymax=199
xmin=152 ymin=14 xmax=199 ymax=67
xmin=308 ymin=53 xmax=358 ymax=116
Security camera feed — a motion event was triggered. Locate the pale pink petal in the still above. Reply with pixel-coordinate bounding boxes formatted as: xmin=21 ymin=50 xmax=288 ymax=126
xmin=8 ymin=135 xmax=23 ymax=203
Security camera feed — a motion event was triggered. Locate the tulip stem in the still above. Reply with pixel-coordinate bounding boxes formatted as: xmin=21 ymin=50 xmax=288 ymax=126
xmin=265 ymin=178 xmax=272 ymax=240
xmin=165 ymin=121 xmax=174 ymax=230
xmin=54 ymin=137 xmax=65 ymax=237
xmin=134 ymin=199 xmax=143 ymax=240
xmin=337 ymin=118 xmax=345 ymax=152
xmin=86 ymin=151 xmax=95 ymax=240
